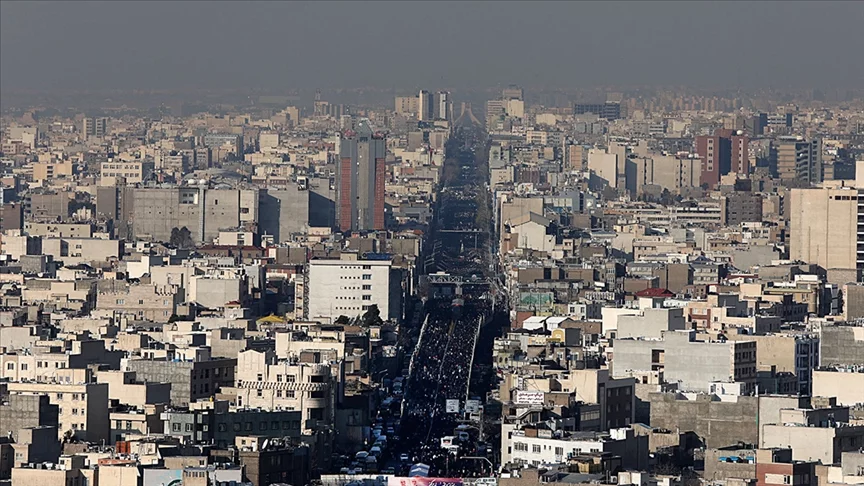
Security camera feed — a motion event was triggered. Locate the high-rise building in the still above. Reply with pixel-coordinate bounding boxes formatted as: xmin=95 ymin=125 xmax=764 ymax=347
xmin=775 ymin=137 xmax=823 ymax=185
xmin=486 ymin=99 xmax=506 ymax=131
xmin=82 ymin=117 xmax=108 ymax=139
xmin=502 ymin=85 xmax=523 ymax=101
xmin=336 ymin=120 xmax=386 ymax=232
xmin=418 ymin=90 xmax=434 ymax=122
xmin=694 ymin=129 xmax=749 ymax=189
xmin=789 ymin=184 xmax=859 ymax=277
xmin=574 ymin=102 xmax=622 ymax=121
xmin=395 ymin=96 xmax=419 ymax=116
xmin=434 ymin=91 xmax=450 ymax=120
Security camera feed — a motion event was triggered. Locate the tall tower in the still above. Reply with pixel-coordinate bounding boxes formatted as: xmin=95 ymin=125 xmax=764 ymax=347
xmin=418 ymin=90 xmax=434 ymax=122
xmin=336 ymin=120 xmax=387 ymax=232
xmin=435 ymin=91 xmax=450 ymax=121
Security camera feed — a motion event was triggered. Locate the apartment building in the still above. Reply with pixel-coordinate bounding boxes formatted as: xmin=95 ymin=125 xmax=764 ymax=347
xmin=306 ymin=257 xmax=401 ymax=323
xmin=226 ymin=350 xmax=335 ymax=434
xmin=613 ymin=330 xmax=757 ymax=394
xmin=6 ymin=381 xmax=109 ymax=443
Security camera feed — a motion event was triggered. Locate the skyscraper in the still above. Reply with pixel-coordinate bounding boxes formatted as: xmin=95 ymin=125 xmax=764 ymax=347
xmin=434 ymin=91 xmax=450 ymax=121
xmin=694 ymin=129 xmax=749 ymax=189
xmin=82 ymin=117 xmax=108 ymax=139
xmin=775 ymin=137 xmax=823 ymax=185
xmin=336 ymin=120 xmax=386 ymax=232
xmin=418 ymin=90 xmax=434 ymax=122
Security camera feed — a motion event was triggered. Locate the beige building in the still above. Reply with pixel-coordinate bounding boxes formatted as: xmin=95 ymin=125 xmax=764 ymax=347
xmin=96 ymin=283 xmax=180 ymax=321
xmin=225 ymin=349 xmax=335 ymax=434
xmin=96 ymin=370 xmax=172 ymax=409
xmin=41 ymin=237 xmax=123 ymax=266
xmin=100 ymin=160 xmax=154 ymax=185
xmin=32 ymin=160 xmax=74 ymax=183
xmin=789 ymin=185 xmax=858 ymax=274
xmin=6 ymin=381 xmax=109 ymax=443
xmin=812 ymin=370 xmax=864 ymax=407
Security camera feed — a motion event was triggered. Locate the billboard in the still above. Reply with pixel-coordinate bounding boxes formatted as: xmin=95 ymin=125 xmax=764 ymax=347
xmin=516 ymin=291 xmax=555 ymax=314
xmin=465 ymin=399 xmax=481 ymax=414
xmin=514 ymin=390 xmax=545 ymax=405
xmin=389 ymin=479 xmax=463 ymax=486
xmin=445 ymin=399 xmax=460 ymax=413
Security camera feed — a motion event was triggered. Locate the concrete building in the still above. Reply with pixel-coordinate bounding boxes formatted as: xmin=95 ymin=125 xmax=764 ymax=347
xmin=306 ymin=257 xmax=401 ymax=323
xmin=128 ymin=187 xmax=258 ymax=244
xmin=612 ymin=330 xmax=757 ymax=394
xmin=501 ymin=427 xmax=647 ymax=470
xmin=124 ymin=357 xmax=236 ymax=407
xmin=225 ymin=350 xmax=335 ymax=434
xmin=761 ymin=423 xmax=864 ymax=465
xmin=727 ymin=333 xmax=819 ymax=395
xmin=418 ymin=90 xmax=434 ymax=121
xmin=648 ymin=393 xmax=803 ymax=448
xmin=789 ymin=186 xmax=858 ymax=276
xmin=812 ymin=369 xmax=864 ymax=407
xmin=96 ymin=283 xmax=180 ymax=321
xmin=162 ymin=402 xmax=301 ymax=448
xmin=819 ymin=324 xmax=864 ymax=367
xmin=6 ymin=381 xmax=109 ymax=443
xmin=695 ymin=129 xmax=749 ymax=189
xmin=776 ymin=137 xmax=822 ymax=184
xmin=335 ymin=120 xmax=386 ymax=232
xmin=82 ymin=117 xmax=108 ymax=139
xmin=96 ymin=370 xmax=172 ymax=409
xmin=0 ymin=394 xmax=58 ymax=442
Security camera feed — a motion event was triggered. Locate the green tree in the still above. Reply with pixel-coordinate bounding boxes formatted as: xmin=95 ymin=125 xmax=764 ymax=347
xmin=169 ymin=226 xmax=195 ymax=249
xmin=361 ymin=304 xmax=383 ymax=327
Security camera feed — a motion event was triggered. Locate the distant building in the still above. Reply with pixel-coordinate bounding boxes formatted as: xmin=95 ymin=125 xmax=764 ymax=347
xmin=82 ymin=117 xmax=108 ymax=139
xmin=695 ymin=129 xmax=749 ymax=189
xmin=306 ymin=257 xmax=401 ymax=323
xmin=418 ymin=90 xmax=434 ymax=122
xmin=574 ymin=102 xmax=621 ymax=121
xmin=335 ymin=121 xmax=386 ymax=232
xmin=775 ymin=137 xmax=822 ymax=184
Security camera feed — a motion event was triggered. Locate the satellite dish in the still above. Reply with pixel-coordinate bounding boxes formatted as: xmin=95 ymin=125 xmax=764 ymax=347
xmin=260 ymin=438 xmax=269 ymax=451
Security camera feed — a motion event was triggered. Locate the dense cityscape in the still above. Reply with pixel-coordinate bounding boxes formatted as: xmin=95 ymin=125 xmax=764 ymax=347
xmin=1 ymin=2 xmax=864 ymax=486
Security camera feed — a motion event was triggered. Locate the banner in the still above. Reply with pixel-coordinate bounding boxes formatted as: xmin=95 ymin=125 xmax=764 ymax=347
xmin=389 ymin=479 xmax=463 ymax=486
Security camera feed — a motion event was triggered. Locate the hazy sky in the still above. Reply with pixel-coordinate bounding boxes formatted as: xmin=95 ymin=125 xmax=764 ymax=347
xmin=2 ymin=1 xmax=863 ymax=92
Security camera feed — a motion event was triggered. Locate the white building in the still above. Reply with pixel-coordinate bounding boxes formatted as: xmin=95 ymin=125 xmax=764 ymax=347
xmin=307 ymin=258 xmax=401 ymax=323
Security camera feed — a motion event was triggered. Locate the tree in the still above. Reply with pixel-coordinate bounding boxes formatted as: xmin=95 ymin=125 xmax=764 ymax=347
xmin=334 ymin=315 xmax=350 ymax=325
xmin=361 ymin=304 xmax=383 ymax=327
xmin=169 ymin=226 xmax=195 ymax=249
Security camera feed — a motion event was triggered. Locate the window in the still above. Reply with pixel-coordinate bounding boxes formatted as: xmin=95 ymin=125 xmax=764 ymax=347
xmin=5 ymin=363 xmax=12 ymax=370
xmin=256 ymin=389 xmax=263 ymax=397
xmin=172 ymin=423 xmax=181 ymax=432
xmin=286 ymin=375 xmax=296 ymax=383
xmin=259 ymin=421 xmax=267 ymax=431
xmin=286 ymin=390 xmax=295 ymax=398
xmin=363 ymin=285 xmax=371 ymax=290
xmin=276 ymin=374 xmax=283 ymax=382
xmin=362 ymin=274 xmax=372 ymax=280
xmin=276 ymin=390 xmax=282 ymax=398
xmin=20 ymin=364 xmax=27 ymax=371
xmin=362 ymin=265 xmax=372 ymax=270
xmin=257 ymin=373 xmax=263 ymax=381
xmin=271 ymin=421 xmax=279 ymax=430
xmin=185 ymin=423 xmax=193 ymax=432
xmin=532 ymin=445 xmax=541 ymax=453
xmin=116 ymin=420 xmax=123 ymax=429
xmin=282 ymin=421 xmax=292 ymax=430
xmin=245 ymin=422 xmax=253 ymax=431
xmin=72 ymin=408 xmax=78 ymax=415
xmin=233 ymin=423 xmax=241 ymax=432
xmin=218 ymin=423 xmax=227 ymax=432
xmin=126 ymin=421 xmax=133 ymax=430
xmin=116 ymin=299 xmax=125 ymax=305
xmin=362 ymin=295 xmax=371 ymax=301
xmin=555 ymin=447 xmax=564 ymax=456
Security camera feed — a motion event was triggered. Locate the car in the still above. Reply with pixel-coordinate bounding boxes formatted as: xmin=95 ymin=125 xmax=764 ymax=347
xmin=370 ymin=446 xmax=382 ymax=456
xmin=386 ymin=427 xmax=395 ymax=435
xmin=400 ymin=453 xmax=410 ymax=462
xmin=355 ymin=451 xmax=369 ymax=460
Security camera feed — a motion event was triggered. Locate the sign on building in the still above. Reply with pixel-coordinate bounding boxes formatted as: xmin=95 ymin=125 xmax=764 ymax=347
xmin=445 ymin=399 xmax=460 ymax=413
xmin=465 ymin=399 xmax=481 ymax=414
xmin=514 ymin=390 xmax=544 ymax=405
